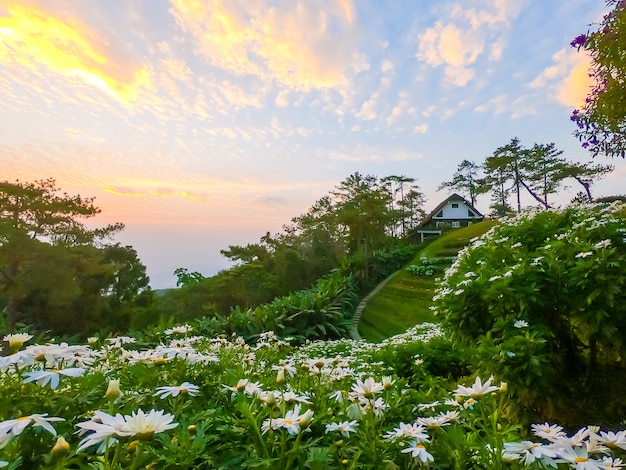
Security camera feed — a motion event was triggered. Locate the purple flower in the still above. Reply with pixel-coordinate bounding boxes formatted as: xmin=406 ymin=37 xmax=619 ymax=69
xmin=570 ymin=34 xmax=587 ymax=48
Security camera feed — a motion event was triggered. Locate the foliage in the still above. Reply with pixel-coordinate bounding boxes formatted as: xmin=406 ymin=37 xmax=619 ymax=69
xmin=477 ymin=138 xmax=614 ymax=216
xmin=174 ymin=268 xmax=205 ymax=288
xmin=406 ymin=257 xmax=456 ymax=277
xmin=359 ymin=222 xmax=497 ymax=343
xmin=437 ymin=160 xmax=480 ymax=206
xmin=157 ymin=173 xmax=426 ymax=329
xmin=156 ymin=270 xmax=359 ymax=345
xmin=433 ymin=201 xmax=626 ymax=426
xmin=3 ymin=323 xmax=626 ymax=469
xmin=0 ymin=179 xmax=151 ymax=335
xmin=571 ymin=0 xmax=626 ymax=158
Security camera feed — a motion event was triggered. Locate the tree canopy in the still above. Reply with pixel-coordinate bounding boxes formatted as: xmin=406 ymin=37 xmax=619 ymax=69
xmin=447 ymin=138 xmax=615 ymax=217
xmin=0 ymin=179 xmax=150 ymax=334
xmin=571 ymin=0 xmax=626 ymax=158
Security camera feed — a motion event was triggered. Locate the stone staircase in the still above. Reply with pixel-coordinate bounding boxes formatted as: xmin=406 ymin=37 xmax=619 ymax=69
xmin=348 ymin=271 xmax=400 ymax=341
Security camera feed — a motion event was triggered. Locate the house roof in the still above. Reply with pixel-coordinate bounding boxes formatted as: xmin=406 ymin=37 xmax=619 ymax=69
xmin=419 ymin=193 xmax=483 ymax=227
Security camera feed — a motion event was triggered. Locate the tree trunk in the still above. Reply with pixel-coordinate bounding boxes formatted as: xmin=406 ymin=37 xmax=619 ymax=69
xmin=4 ymin=298 xmax=19 ymax=333
xmin=520 ymin=179 xmax=551 ymax=209
xmin=574 ymin=176 xmax=593 ymax=201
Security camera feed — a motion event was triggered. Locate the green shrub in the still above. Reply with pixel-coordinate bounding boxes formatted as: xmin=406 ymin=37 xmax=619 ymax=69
xmin=433 ymin=202 xmax=626 ymax=427
xmin=405 ymin=256 xmax=455 ymax=276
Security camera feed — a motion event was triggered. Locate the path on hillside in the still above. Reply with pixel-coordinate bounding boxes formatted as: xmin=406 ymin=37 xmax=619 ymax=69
xmin=348 ymin=271 xmax=401 ymax=341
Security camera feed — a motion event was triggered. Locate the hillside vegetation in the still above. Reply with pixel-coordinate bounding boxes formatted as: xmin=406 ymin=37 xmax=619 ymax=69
xmin=358 ymin=220 xmax=498 ymax=341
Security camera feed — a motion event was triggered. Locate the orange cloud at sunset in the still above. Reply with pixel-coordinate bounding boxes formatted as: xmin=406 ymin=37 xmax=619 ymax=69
xmin=168 ymin=0 xmax=365 ymax=91
xmin=529 ymin=48 xmax=593 ymax=109
xmin=0 ymin=2 xmax=151 ymax=104
xmin=557 ymin=54 xmax=593 ymax=109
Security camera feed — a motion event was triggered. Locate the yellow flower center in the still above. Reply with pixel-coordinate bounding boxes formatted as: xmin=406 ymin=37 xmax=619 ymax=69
xmin=575 ymin=457 xmax=588 ymax=463
xmin=284 ymin=419 xmax=294 ymax=425
xmin=16 ymin=416 xmax=31 ymax=421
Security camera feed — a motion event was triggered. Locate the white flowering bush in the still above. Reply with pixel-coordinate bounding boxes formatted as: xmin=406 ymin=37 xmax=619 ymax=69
xmin=433 ymin=202 xmax=626 ymax=426
xmin=3 ymin=323 xmax=626 ymax=468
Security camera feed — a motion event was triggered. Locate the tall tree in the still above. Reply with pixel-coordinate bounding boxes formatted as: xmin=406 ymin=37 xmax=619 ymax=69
xmin=381 ymin=175 xmax=416 ymax=236
xmin=521 ymin=143 xmax=565 ymax=208
xmin=398 ymin=187 xmax=427 ymax=233
xmin=481 ymin=139 xmax=519 ymax=215
xmin=0 ymin=179 xmax=134 ymax=333
xmin=437 ymin=160 xmax=480 ymax=206
xmin=571 ymin=0 xmax=626 ymax=158
xmin=556 ymin=161 xmax=615 ymax=201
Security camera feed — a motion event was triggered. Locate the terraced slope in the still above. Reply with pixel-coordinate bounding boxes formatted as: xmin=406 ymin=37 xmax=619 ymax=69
xmin=357 ymin=220 xmax=497 ymax=342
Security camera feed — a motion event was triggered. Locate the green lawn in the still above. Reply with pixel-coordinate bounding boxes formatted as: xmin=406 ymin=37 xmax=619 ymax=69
xmin=358 ymin=220 xmax=497 ymax=342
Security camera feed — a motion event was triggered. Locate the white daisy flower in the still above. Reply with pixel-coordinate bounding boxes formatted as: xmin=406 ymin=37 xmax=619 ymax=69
xmin=154 ymin=382 xmax=200 ymax=399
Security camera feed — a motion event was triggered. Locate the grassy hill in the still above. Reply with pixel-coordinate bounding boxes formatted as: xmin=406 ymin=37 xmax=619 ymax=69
xmin=358 ymin=220 xmax=497 ymax=342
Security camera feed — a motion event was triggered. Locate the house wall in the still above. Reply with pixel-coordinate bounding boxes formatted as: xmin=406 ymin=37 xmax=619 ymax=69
xmin=438 ymin=201 xmax=478 ymax=219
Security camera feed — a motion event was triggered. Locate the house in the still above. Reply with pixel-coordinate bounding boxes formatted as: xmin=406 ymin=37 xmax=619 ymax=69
xmin=413 ymin=193 xmax=483 ymax=242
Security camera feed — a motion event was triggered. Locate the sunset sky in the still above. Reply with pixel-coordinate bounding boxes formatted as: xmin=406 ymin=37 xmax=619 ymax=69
xmin=2 ymin=0 xmax=625 ymax=288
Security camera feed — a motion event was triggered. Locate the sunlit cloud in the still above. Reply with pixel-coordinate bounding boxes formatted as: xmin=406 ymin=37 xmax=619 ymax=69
xmin=0 ymin=2 xmax=151 ymax=105
xmin=529 ymin=48 xmax=592 ymax=109
xmin=416 ymin=0 xmax=526 ymax=87
xmin=104 ymin=185 xmax=251 ymax=207
xmin=64 ymin=128 xmax=105 ymax=143
xmin=168 ymin=0 xmax=367 ymax=92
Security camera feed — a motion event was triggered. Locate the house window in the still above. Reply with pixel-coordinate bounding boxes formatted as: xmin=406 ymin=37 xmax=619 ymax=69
xmin=451 ymin=203 xmax=459 ymax=208
xmin=436 ymin=210 xmax=443 ymax=217
xmin=468 ymin=210 xmax=475 ymax=217
xmin=452 ymin=221 xmax=460 ymax=228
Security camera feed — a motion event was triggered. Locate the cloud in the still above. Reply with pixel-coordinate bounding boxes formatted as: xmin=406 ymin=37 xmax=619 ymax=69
xmin=412 ymin=124 xmax=429 ymax=134
xmin=0 ymin=2 xmax=151 ymax=105
xmin=457 ymin=0 xmax=528 ymax=29
xmin=356 ymin=93 xmax=379 ymax=120
xmin=328 ymin=144 xmax=423 ymax=162
xmin=168 ymin=0 xmax=367 ymax=92
xmin=417 ymin=22 xmax=483 ymax=87
xmin=159 ymin=57 xmax=193 ymax=84
xmin=529 ymin=48 xmax=592 ymax=108
xmin=381 ymin=59 xmax=394 ymax=73
xmin=416 ymin=0 xmax=527 ymax=87
xmin=473 ymin=93 xmax=537 ymax=118
xmin=104 ymin=185 xmax=225 ymax=205
xmin=275 ymin=89 xmax=290 ymax=107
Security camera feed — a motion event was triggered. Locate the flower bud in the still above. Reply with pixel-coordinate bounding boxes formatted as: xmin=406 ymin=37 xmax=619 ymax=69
xmin=265 ymin=391 xmax=276 ymax=407
xmin=51 ymin=436 xmax=70 ymax=458
xmin=298 ymin=409 xmax=314 ymax=428
xmin=187 ymin=425 xmax=197 ymax=434
xmin=105 ymin=379 xmax=121 ymax=401
xmin=276 ymin=368 xmax=285 ymax=385
xmin=499 ymin=381 xmax=508 ymax=393
xmin=127 ymin=439 xmax=141 ymax=453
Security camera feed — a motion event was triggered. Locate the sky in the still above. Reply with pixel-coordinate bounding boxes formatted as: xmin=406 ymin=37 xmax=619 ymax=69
xmin=2 ymin=0 xmax=625 ymax=289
